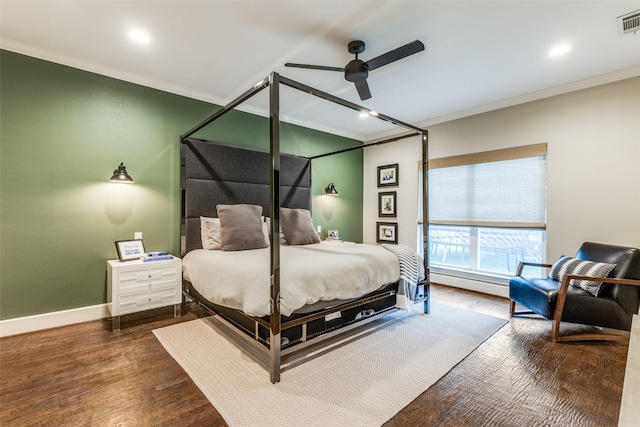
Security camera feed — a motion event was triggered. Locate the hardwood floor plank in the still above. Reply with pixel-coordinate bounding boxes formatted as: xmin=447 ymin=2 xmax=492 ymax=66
xmin=1 ymin=285 xmax=628 ymax=426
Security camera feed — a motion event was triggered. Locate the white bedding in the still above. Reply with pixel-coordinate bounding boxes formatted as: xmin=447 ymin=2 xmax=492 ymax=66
xmin=182 ymin=241 xmax=400 ymax=317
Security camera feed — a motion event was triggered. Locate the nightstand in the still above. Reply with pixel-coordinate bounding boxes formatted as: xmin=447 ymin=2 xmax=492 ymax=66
xmin=106 ymin=257 xmax=182 ymax=331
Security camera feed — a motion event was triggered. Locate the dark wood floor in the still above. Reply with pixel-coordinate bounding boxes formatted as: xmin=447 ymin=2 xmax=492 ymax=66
xmin=0 ymin=284 xmax=629 ymax=426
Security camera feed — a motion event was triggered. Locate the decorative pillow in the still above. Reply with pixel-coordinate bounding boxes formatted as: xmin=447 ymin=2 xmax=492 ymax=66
xmin=261 ymin=217 xmax=270 ymax=246
xmin=216 ymin=204 xmax=268 ymax=251
xmin=548 ymin=256 xmax=616 ymax=297
xmin=201 ymin=216 xmax=269 ymax=249
xmin=279 ymin=207 xmax=321 ymax=245
xmin=200 ymin=216 xmax=221 ymax=250
xmin=264 ymin=217 xmax=288 ymax=245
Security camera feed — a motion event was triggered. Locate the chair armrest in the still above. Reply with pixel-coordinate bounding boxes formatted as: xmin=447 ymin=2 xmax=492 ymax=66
xmin=552 ymin=275 xmax=640 ymax=341
xmin=515 ymin=261 xmax=553 ymax=276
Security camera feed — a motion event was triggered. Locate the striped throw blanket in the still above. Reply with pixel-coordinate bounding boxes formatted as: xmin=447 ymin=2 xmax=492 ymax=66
xmin=382 ymin=244 xmax=425 ymax=310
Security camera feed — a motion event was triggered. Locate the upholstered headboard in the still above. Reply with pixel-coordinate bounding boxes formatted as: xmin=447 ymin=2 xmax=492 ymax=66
xmin=181 ymin=138 xmax=311 ymax=255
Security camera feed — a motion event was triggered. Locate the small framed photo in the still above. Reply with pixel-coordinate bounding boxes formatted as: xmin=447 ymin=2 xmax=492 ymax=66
xmin=328 ymin=230 xmax=339 ymax=238
xmin=378 ymin=191 xmax=397 ymax=218
xmin=377 ymin=163 xmax=399 ymax=187
xmin=376 ymin=222 xmax=398 ymax=244
xmin=115 ymin=239 xmax=146 ymax=261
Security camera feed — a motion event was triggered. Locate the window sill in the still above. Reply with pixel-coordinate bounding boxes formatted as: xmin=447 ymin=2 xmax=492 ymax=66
xmin=429 ymin=266 xmax=511 ymax=286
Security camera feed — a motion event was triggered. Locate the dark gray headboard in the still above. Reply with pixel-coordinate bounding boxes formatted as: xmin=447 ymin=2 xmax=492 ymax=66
xmin=181 ymin=138 xmax=311 ymax=255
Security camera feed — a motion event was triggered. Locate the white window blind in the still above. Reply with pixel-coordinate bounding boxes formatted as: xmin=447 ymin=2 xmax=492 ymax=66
xmin=427 ymin=144 xmax=547 ymax=228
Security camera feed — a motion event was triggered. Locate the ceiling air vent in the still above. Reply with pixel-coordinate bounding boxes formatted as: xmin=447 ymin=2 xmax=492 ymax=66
xmin=617 ymin=10 xmax=640 ymax=35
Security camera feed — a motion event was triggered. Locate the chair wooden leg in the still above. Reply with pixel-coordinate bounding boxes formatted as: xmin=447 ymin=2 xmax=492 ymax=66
xmin=551 ymin=319 xmax=630 ymax=342
xmin=551 ymin=319 xmax=561 ymax=342
xmin=509 ymin=299 xmax=516 ymax=315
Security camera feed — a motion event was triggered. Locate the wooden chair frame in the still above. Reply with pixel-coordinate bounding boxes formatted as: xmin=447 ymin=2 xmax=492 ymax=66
xmin=510 ymin=261 xmax=640 ymax=342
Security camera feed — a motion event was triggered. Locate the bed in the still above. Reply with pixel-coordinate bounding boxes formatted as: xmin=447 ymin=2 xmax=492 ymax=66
xmin=180 ymin=73 xmax=430 ymax=383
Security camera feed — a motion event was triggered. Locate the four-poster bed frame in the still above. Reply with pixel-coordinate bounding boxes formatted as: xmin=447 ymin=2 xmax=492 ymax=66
xmin=180 ymin=72 xmax=429 ymax=383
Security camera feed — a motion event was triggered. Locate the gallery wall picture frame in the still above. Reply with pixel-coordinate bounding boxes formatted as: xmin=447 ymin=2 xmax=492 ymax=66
xmin=376 ymin=222 xmax=398 ymax=244
xmin=377 ymin=163 xmax=399 ymax=187
xmin=115 ymin=239 xmax=146 ymax=261
xmin=378 ymin=191 xmax=397 ymax=218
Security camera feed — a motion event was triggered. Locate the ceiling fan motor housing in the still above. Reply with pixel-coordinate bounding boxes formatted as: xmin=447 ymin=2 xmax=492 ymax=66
xmin=345 ymin=60 xmax=369 ymax=82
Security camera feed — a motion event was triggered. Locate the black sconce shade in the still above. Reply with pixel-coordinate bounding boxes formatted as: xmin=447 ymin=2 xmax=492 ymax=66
xmin=325 ymin=183 xmax=338 ymax=195
xmin=110 ymin=163 xmax=134 ymax=183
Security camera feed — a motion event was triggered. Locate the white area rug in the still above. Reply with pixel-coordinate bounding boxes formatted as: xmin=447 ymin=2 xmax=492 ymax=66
xmin=153 ymin=303 xmax=506 ymax=427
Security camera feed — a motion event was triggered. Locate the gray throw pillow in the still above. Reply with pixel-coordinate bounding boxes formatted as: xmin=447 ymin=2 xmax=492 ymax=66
xmin=280 ymin=208 xmax=321 ymax=245
xmin=548 ymin=255 xmax=616 ymax=297
xmin=217 ymin=204 xmax=268 ymax=251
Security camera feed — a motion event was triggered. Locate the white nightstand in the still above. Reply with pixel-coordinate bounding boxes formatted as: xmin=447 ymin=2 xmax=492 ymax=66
xmin=106 ymin=257 xmax=182 ymax=331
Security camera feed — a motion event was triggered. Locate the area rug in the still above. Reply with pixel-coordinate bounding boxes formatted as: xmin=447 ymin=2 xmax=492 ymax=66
xmin=153 ymin=303 xmax=506 ymax=427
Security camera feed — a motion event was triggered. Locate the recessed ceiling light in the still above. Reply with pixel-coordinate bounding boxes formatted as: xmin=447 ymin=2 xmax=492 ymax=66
xmin=548 ymin=44 xmax=571 ymax=57
xmin=359 ymin=112 xmax=369 ymax=119
xmin=129 ymin=29 xmax=150 ymax=45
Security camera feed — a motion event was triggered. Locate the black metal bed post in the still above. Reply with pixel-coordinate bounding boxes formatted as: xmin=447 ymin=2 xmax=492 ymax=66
xmin=421 ymin=131 xmax=430 ymax=314
xmin=180 ymin=78 xmax=269 ymax=141
xmin=268 ymin=72 xmax=282 ymax=384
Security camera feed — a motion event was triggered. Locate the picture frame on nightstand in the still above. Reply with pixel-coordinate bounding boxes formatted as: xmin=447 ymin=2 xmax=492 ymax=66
xmin=115 ymin=239 xmax=146 ymax=261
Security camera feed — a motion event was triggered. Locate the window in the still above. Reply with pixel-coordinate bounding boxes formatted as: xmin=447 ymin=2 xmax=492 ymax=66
xmin=418 ymin=144 xmax=547 ymax=279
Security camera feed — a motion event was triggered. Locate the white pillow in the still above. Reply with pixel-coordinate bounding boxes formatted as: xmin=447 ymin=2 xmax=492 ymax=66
xmin=201 ymin=216 xmax=270 ymax=250
xmin=200 ymin=216 xmax=221 ymax=250
xmin=264 ymin=217 xmax=288 ymax=245
xmin=261 ymin=218 xmax=270 ymax=246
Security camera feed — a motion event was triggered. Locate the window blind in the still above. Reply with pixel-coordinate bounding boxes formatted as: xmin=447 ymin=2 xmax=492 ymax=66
xmin=425 ymin=144 xmax=547 ymax=228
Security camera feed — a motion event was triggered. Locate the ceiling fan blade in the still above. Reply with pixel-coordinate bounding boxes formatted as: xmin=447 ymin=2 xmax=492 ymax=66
xmin=284 ymin=63 xmax=344 ymax=72
xmin=364 ymin=40 xmax=425 ymax=71
xmin=354 ymin=79 xmax=371 ymax=101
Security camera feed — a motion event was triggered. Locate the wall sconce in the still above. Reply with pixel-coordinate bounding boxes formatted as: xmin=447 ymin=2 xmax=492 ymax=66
xmin=109 ymin=163 xmax=134 ymax=183
xmin=325 ymin=183 xmax=338 ymax=196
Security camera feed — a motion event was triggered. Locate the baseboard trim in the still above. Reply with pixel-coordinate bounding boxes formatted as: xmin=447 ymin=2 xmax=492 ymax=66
xmin=430 ymin=273 xmax=509 ymax=298
xmin=0 ymin=276 xmax=507 ymax=338
xmin=0 ymin=304 xmax=109 ymax=337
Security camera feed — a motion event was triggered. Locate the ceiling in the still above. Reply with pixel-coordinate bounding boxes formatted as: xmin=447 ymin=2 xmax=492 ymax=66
xmin=2 ymin=1 xmax=640 ymax=142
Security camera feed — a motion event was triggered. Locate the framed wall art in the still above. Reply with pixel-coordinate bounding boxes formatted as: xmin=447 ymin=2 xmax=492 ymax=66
xmin=115 ymin=239 xmax=146 ymax=261
xmin=376 ymin=222 xmax=398 ymax=244
xmin=377 ymin=163 xmax=399 ymax=187
xmin=378 ymin=191 xmax=397 ymax=218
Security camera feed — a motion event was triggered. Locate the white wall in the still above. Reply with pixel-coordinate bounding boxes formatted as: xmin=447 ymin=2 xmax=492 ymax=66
xmin=363 ymin=136 xmax=422 ymax=249
xmin=363 ymin=76 xmax=640 ymax=294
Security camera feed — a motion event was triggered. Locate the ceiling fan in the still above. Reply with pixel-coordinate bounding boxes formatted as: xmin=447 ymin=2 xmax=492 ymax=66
xmin=285 ymin=39 xmax=424 ymax=101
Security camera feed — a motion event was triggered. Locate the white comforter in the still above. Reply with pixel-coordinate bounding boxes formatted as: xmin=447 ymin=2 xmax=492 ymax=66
xmin=182 ymin=241 xmax=400 ymax=317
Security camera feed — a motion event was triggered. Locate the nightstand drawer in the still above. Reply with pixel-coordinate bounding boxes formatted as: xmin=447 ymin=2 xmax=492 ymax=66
xmin=148 ymin=264 xmax=180 ymax=285
xmin=149 ymin=285 xmax=180 ymax=309
xmin=116 ymin=290 xmax=152 ymax=315
xmin=114 ymin=262 xmax=180 ymax=291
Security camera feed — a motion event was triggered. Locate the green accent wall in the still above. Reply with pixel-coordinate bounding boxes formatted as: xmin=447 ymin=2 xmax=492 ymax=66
xmin=0 ymin=50 xmax=363 ymax=320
